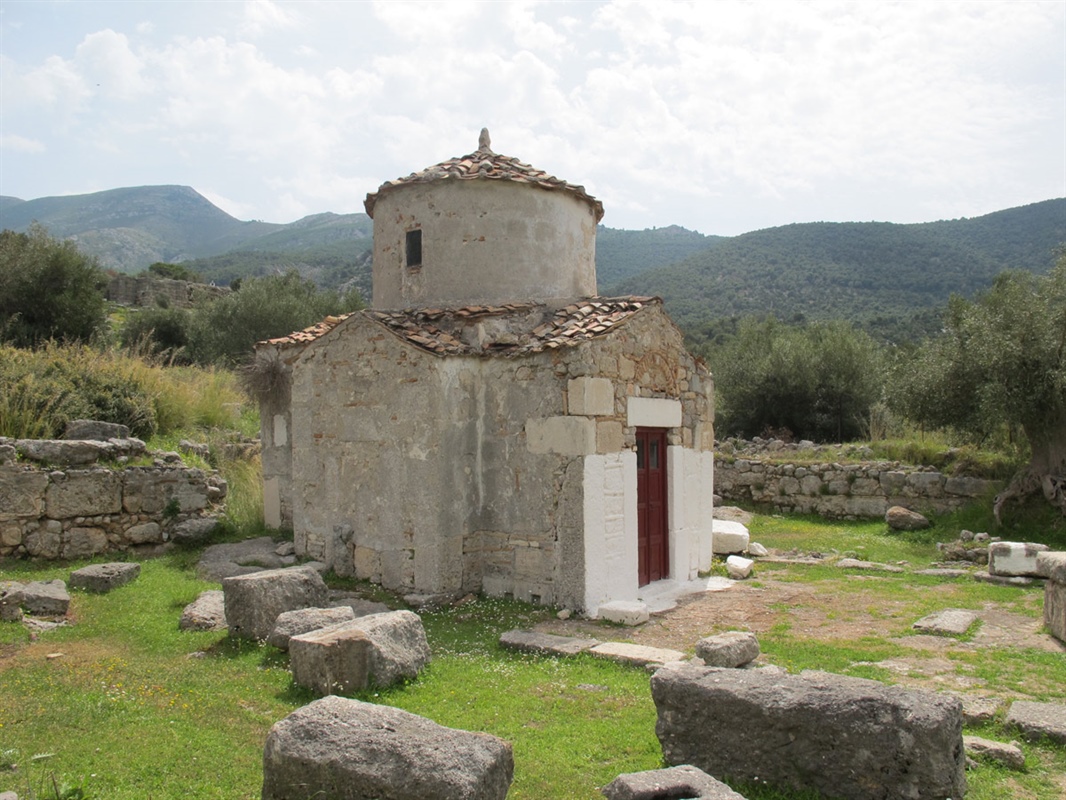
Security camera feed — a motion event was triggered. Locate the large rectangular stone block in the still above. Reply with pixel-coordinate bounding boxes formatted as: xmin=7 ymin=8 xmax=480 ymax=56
xmin=652 ymin=664 xmax=966 ymax=800
xmin=0 ymin=469 xmax=49 ymax=520
xmin=45 ymin=470 xmax=122 ymax=518
xmin=1044 ymin=576 xmax=1066 ymax=643
xmin=262 ymin=696 xmax=513 ymax=800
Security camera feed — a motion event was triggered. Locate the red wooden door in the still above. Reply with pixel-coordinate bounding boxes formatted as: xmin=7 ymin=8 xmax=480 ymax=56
xmin=636 ymin=427 xmax=668 ymax=586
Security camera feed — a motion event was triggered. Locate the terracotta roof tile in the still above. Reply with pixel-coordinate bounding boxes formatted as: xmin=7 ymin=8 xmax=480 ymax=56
xmin=364 ymin=130 xmax=604 ymax=223
xmin=260 ymin=313 xmax=356 ymax=347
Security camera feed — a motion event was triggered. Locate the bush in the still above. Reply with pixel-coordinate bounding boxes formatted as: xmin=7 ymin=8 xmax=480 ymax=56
xmin=0 ymin=224 xmax=109 ymax=347
xmin=185 ymin=271 xmax=364 ymax=367
xmin=120 ymin=306 xmax=194 ymax=363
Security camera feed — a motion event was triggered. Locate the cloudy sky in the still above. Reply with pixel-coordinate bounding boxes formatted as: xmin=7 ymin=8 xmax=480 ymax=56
xmin=1 ymin=0 xmax=1063 ymax=236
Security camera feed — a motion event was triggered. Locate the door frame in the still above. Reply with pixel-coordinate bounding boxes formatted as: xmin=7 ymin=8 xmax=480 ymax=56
xmin=635 ymin=427 xmax=668 ymax=586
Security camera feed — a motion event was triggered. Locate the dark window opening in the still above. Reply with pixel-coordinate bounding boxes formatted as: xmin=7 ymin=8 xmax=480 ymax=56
xmin=406 ymin=229 xmax=423 ymax=268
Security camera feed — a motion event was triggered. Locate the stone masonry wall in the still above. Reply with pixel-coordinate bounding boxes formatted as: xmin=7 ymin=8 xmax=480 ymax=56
xmin=0 ymin=460 xmax=226 ymax=559
xmin=714 ymin=457 xmax=1000 ymax=519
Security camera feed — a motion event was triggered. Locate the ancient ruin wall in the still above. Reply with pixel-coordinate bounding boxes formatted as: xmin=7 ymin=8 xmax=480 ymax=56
xmin=714 ymin=457 xmax=1000 ymax=519
xmin=0 ymin=458 xmax=226 ymax=559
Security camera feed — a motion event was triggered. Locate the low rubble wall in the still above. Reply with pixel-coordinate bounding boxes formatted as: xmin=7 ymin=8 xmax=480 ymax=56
xmin=0 ymin=437 xmax=226 ymax=559
xmin=714 ymin=457 xmax=1000 ymax=519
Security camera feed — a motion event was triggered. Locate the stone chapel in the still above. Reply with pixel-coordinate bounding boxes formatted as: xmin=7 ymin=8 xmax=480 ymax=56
xmin=255 ymin=130 xmax=715 ymax=616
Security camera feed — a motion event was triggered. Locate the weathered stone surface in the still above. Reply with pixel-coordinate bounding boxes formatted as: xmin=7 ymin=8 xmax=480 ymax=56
xmin=652 ymin=665 xmax=966 ymax=800
xmin=197 ymin=536 xmax=282 ymax=581
xmin=913 ymin=568 xmax=971 ymax=578
xmin=1006 ymin=701 xmax=1066 ymax=744
xmin=262 ymin=696 xmax=514 ymax=800
xmin=973 ymin=572 xmax=1035 ymax=587
xmin=328 ymin=596 xmax=391 ymax=617
xmin=598 ymin=601 xmax=649 ymax=626
xmin=713 ymin=506 xmax=754 ymax=525
xmin=1045 ymin=573 xmax=1066 ymax=643
xmin=62 ymin=526 xmax=108 ymax=559
xmin=958 ymin=695 xmax=1001 ymax=726
xmin=222 ymin=565 xmax=329 ymax=640
xmin=1036 ymin=550 xmax=1066 ymax=582
xmin=695 ymin=631 xmax=760 ymax=668
xmin=45 ymin=470 xmax=122 ymax=518
xmin=499 ymin=629 xmax=599 ymax=656
xmin=885 ymin=505 xmax=930 ymax=531
xmin=349 ymin=610 xmax=432 ymax=687
xmin=912 ymin=609 xmax=978 ymax=636
xmin=170 ymin=516 xmax=220 ymax=545
xmin=963 ymin=735 xmax=1025 ymax=770
xmin=289 ymin=624 xmax=373 ymax=695
xmin=989 ymin=541 xmax=1051 ymax=577
xmin=836 ymin=557 xmax=904 ymax=573
xmin=601 ymin=764 xmax=746 ymax=800
xmin=1 ymin=581 xmax=25 ymax=622
xmin=0 ymin=469 xmax=50 ymax=519
xmin=747 ymin=541 xmax=768 ymax=557
xmin=725 ymin=555 xmax=753 ymax=579
xmin=712 ymin=520 xmax=750 ymax=554
xmin=179 ymin=590 xmax=226 ymax=631
xmin=69 ymin=562 xmax=140 ymax=593
xmin=64 ymin=419 xmax=130 ymax=441
xmin=591 ymin=641 xmax=685 ymax=667
xmin=124 ymin=522 xmax=162 ymax=544
xmin=21 ymin=580 xmax=70 ymax=616
xmin=17 ymin=439 xmax=110 ymax=466
xmin=267 ymin=606 xmax=356 ymax=651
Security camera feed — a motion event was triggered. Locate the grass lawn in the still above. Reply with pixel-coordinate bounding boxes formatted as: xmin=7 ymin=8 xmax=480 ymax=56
xmin=2 ymin=514 xmax=1064 ymax=799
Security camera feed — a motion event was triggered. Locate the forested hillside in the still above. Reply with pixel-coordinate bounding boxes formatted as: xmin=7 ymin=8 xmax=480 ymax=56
xmin=614 ymin=199 xmax=1065 ymax=344
xmin=595 ymin=224 xmax=719 ymax=288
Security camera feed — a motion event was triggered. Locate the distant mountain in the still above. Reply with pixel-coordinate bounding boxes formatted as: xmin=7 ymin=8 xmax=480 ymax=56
xmin=0 ymin=185 xmax=281 ymax=271
xmin=613 ymin=199 xmax=1066 ymax=344
xmin=595 ymin=224 xmax=721 ymax=287
xmin=3 ymin=185 xmax=1062 ymax=344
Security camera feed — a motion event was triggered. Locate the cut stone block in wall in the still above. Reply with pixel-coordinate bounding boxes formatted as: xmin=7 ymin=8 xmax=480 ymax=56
xmin=46 ymin=470 xmax=122 ymax=518
xmin=988 ymin=541 xmax=1051 ymax=577
xmin=69 ymin=562 xmax=140 ymax=593
xmin=652 ymin=664 xmax=966 ymax=800
xmin=262 ymin=696 xmax=514 ymax=800
xmin=222 ymin=565 xmax=329 ymax=640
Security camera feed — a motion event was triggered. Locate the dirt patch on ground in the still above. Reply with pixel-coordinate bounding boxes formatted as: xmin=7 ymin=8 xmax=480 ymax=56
xmin=536 ymin=568 xmax=1064 ymax=695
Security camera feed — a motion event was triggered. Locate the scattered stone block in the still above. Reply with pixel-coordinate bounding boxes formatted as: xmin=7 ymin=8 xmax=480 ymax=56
xmin=222 ymin=565 xmax=329 ymax=640
xmin=274 ymin=541 xmax=296 ymax=557
xmin=590 ymin=641 xmax=685 ymax=668
xmin=170 ymin=516 xmax=220 ymax=546
xmin=713 ymin=506 xmax=754 ymax=525
xmin=695 ymin=631 xmax=760 ymax=668
xmin=725 ymin=555 xmax=753 ymax=579
xmin=289 ymin=624 xmax=372 ymax=695
xmin=499 ymin=629 xmax=599 ymax=656
xmin=351 ymin=610 xmax=431 ymax=687
xmin=913 ymin=568 xmax=970 ymax=578
xmin=963 ymin=735 xmax=1025 ymax=770
xmin=1 ymin=581 xmax=24 ymax=622
xmin=1039 ymin=552 xmax=1066 ymax=643
xmin=747 ymin=541 xmax=768 ymax=557
xmin=262 ymin=696 xmax=514 ymax=800
xmin=886 ymin=505 xmax=930 ymax=531
xmin=989 ymin=541 xmax=1050 ymax=577
xmin=268 ymin=606 xmax=356 ymax=651
xmin=0 ymin=790 xmax=19 ymax=800
xmin=652 ymin=665 xmax=967 ymax=800
xmin=601 ymin=764 xmax=746 ymax=800
xmin=712 ymin=520 xmax=750 ymax=554
xmin=836 ymin=558 xmax=904 ymax=573
xmin=179 ymin=590 xmax=226 ymax=631
xmin=1006 ymin=701 xmax=1066 ymax=744
xmin=598 ymin=600 xmax=649 ymax=626
xmin=973 ymin=572 xmax=1035 ymax=587
xmin=21 ymin=580 xmax=70 ymax=616
xmin=912 ymin=609 xmax=978 ymax=636
xmin=957 ymin=695 xmax=1001 ymax=726
xmin=69 ymin=562 xmax=140 ymax=593
xmin=1037 ymin=550 xmax=1066 ymax=582
xmin=328 ymin=596 xmax=391 ymax=617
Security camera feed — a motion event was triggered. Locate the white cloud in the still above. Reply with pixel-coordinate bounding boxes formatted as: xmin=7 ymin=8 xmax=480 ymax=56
xmin=0 ymin=134 xmax=46 ymax=153
xmin=239 ymin=0 xmax=299 ymax=38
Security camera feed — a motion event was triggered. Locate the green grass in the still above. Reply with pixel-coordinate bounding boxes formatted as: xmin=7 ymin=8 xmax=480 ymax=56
xmin=2 ymin=511 xmax=1065 ymax=799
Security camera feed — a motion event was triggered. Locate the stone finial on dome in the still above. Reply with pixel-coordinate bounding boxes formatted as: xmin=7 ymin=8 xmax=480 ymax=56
xmin=478 ymin=127 xmax=492 ymax=153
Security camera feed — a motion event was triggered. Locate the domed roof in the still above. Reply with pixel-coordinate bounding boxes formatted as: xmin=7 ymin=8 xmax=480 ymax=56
xmin=364 ymin=129 xmax=604 ymax=223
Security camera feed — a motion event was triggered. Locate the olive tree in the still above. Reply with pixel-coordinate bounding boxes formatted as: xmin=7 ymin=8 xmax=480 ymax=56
xmin=890 ymin=258 xmax=1066 ymax=518
xmin=0 ymin=224 xmax=108 ymax=347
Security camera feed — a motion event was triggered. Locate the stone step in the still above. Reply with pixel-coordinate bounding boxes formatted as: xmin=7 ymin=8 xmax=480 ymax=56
xmin=498 ymin=630 xmax=599 ymax=657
